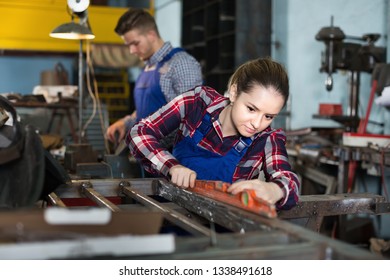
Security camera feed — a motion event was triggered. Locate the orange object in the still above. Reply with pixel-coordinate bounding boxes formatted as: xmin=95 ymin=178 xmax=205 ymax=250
xmin=240 ymin=190 xmax=256 ymax=207
xmin=319 ymin=103 xmax=343 ymax=116
xmin=192 ymin=180 xmax=277 ymax=218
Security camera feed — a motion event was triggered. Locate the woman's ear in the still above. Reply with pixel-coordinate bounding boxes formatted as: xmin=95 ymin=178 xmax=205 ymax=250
xmin=228 ymin=84 xmax=238 ymax=103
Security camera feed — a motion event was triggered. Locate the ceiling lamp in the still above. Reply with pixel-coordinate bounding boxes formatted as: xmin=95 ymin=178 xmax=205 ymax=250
xmin=50 ymin=22 xmax=95 ymax=40
xmin=50 ymin=0 xmax=95 ymax=40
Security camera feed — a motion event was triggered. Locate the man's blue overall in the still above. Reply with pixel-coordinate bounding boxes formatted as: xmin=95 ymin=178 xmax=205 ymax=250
xmin=134 ymin=48 xmax=183 ymax=121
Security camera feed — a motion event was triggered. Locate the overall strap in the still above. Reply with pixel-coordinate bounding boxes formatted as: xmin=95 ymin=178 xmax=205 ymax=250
xmin=192 ymin=113 xmax=212 ymax=144
xmin=159 ymin=47 xmax=184 ymax=65
xmin=234 ymin=136 xmax=253 ymax=153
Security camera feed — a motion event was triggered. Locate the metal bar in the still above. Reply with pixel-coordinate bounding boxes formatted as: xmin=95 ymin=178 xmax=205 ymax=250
xmin=46 ymin=192 xmax=67 ymax=207
xmin=278 ymin=193 xmax=387 ymax=219
xmin=81 ymin=182 xmax=121 ymax=212
xmin=375 ymin=202 xmax=390 ymax=214
xmin=122 ymin=186 xmax=211 ymax=237
xmin=55 ymin=179 xmax=155 ymax=198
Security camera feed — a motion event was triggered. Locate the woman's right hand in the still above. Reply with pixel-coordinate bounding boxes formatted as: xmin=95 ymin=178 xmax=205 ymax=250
xmin=169 ymin=165 xmax=197 ymax=189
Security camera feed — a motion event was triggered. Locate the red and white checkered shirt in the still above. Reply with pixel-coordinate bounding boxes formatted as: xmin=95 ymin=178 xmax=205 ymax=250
xmin=127 ymin=86 xmax=300 ymax=209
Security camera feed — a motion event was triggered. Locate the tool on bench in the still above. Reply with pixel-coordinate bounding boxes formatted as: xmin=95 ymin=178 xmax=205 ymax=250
xmin=190 ymin=180 xmax=277 ymax=218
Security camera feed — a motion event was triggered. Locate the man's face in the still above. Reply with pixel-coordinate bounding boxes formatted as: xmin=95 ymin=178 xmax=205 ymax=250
xmin=121 ymin=29 xmax=155 ymax=61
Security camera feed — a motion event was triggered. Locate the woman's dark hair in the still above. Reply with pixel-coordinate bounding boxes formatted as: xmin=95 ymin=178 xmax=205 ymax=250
xmin=114 ymin=8 xmax=160 ymax=37
xmin=228 ymin=57 xmax=289 ymax=107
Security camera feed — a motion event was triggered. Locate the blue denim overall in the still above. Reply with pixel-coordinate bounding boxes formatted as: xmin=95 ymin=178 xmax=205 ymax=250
xmin=172 ymin=114 xmax=252 ymax=183
xmin=134 ymin=48 xmax=183 ymax=121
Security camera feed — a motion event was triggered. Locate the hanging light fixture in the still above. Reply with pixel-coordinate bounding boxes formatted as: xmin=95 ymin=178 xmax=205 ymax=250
xmin=49 ymin=0 xmax=95 ymax=143
xmin=50 ymin=0 xmax=95 ymax=40
xmin=50 ymin=22 xmax=95 ymax=40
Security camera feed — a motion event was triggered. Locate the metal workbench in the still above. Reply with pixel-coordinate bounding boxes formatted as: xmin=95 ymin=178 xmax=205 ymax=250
xmin=0 ymin=178 xmax=384 ymax=260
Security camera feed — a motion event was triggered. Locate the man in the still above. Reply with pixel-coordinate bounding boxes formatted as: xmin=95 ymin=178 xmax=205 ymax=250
xmin=106 ymin=8 xmax=203 ymax=144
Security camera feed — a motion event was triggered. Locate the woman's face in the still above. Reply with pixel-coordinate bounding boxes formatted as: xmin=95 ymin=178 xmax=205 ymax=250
xmin=229 ymin=84 xmax=285 ymax=137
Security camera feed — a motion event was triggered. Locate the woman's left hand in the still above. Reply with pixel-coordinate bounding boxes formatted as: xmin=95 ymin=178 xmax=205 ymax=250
xmin=227 ymin=179 xmax=284 ymax=204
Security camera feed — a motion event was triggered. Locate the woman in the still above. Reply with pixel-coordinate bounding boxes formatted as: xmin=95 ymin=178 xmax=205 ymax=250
xmin=127 ymin=57 xmax=299 ymax=210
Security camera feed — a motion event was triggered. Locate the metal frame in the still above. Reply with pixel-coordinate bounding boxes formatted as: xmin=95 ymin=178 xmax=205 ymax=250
xmin=31 ymin=178 xmax=389 ymax=259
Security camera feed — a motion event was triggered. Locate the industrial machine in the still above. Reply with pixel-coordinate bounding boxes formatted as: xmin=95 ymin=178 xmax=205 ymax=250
xmin=315 ymin=16 xmax=386 ymax=131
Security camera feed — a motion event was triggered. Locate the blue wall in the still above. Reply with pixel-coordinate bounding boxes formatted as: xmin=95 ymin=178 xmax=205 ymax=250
xmin=155 ymin=0 xmax=182 ymax=48
xmin=273 ymin=0 xmax=389 ymax=134
xmin=0 ymin=56 xmax=76 ymax=94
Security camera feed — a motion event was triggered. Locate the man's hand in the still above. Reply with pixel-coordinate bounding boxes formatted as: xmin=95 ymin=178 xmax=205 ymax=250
xmin=227 ymin=179 xmax=284 ymax=204
xmin=106 ymin=111 xmax=137 ymax=144
xmin=169 ymin=165 xmax=197 ymax=189
xmin=106 ymin=119 xmax=126 ymax=144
